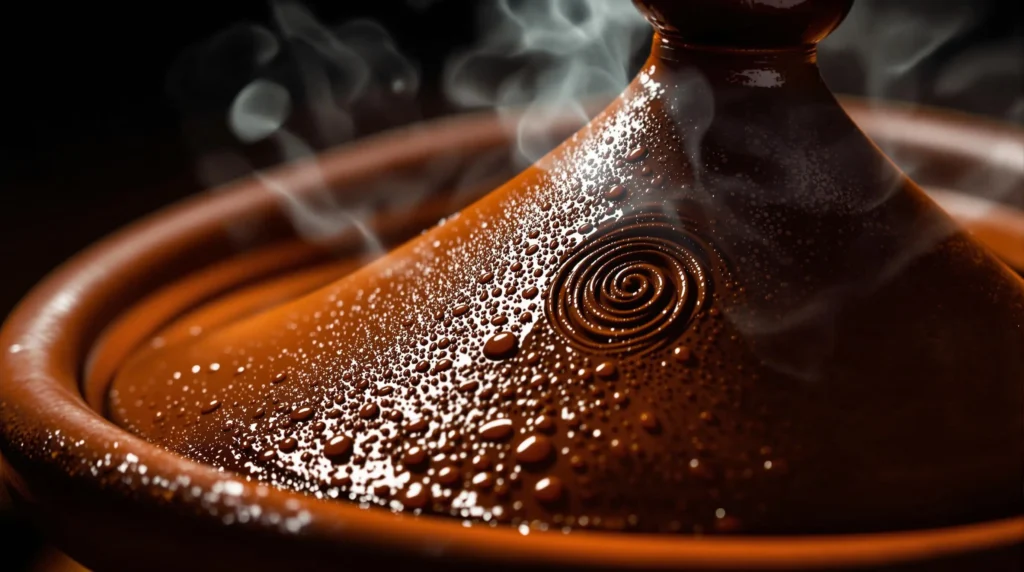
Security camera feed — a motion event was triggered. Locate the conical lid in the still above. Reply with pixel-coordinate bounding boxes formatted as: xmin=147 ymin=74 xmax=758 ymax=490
xmin=109 ymin=0 xmax=1024 ymax=534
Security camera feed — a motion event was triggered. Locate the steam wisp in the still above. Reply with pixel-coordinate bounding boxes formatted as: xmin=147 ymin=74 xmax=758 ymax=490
xmin=444 ymin=0 xmax=649 ymax=166
xmin=169 ymin=0 xmax=421 ymax=247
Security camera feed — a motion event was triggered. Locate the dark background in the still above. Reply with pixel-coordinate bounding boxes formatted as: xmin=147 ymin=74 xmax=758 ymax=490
xmin=0 ymin=1 xmax=1020 ymax=569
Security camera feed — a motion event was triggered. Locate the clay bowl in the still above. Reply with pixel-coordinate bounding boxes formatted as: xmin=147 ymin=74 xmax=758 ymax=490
xmin=1 ymin=98 xmax=1022 ymax=571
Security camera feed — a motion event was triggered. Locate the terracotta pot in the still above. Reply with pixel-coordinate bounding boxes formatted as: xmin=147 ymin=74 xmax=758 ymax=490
xmin=1 ymin=100 xmax=1022 ymax=571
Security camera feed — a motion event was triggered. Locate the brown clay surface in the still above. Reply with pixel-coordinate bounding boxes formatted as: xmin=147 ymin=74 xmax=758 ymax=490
xmin=106 ymin=10 xmax=1024 ymax=538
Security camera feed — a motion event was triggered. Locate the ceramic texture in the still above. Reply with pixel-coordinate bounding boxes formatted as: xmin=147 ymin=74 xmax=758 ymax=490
xmin=1 ymin=101 xmax=1022 ymax=571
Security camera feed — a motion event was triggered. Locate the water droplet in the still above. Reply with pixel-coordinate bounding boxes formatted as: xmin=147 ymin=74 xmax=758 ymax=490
xmin=490 ymin=315 xmax=509 ymax=326
xmin=595 ymin=361 xmax=618 ymax=379
xmin=472 ymin=472 xmax=494 ymax=490
xmin=271 ymin=372 xmax=288 ymax=384
xmin=278 ymin=438 xmax=297 ymax=453
xmin=483 ymin=332 xmax=519 ymax=361
xmin=535 ymin=415 xmax=555 ymax=433
xmin=402 ymin=446 xmax=427 ymax=467
xmin=324 ymin=435 xmax=353 ymax=459
xmin=359 ymin=403 xmax=380 ymax=419
xmin=289 ymin=406 xmax=314 ymax=421
xmin=201 ymin=400 xmax=221 ymax=414
xmin=604 ymin=184 xmax=628 ymax=201
xmin=533 ymin=476 xmax=563 ymax=503
xmin=516 ymin=435 xmax=553 ymax=464
xmin=570 ymin=455 xmax=587 ymax=472
xmin=437 ymin=465 xmax=461 ymax=485
xmin=405 ymin=418 xmax=428 ymax=433
xmin=403 ymin=482 xmax=431 ymax=509
xmin=624 ymin=146 xmax=647 ymax=162
xmin=479 ymin=419 xmax=514 ymax=441
xmin=433 ymin=359 xmax=453 ymax=373
xmin=472 ymin=454 xmax=492 ymax=470
xmin=639 ymin=411 xmax=660 ymax=433
xmin=673 ymin=346 xmax=692 ymax=364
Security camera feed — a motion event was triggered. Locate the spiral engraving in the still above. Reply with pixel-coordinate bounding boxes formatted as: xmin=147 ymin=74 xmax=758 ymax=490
xmin=547 ymin=213 xmax=715 ymax=356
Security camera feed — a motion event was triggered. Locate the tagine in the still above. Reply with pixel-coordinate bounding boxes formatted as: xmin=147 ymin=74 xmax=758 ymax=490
xmin=94 ymin=0 xmax=1023 ymax=538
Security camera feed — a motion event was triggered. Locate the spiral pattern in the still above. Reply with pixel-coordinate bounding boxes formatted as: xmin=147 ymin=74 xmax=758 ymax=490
xmin=547 ymin=214 xmax=714 ymax=356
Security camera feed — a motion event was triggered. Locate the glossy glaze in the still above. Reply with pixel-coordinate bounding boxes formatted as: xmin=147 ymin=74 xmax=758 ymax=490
xmin=102 ymin=0 xmax=1024 ymax=536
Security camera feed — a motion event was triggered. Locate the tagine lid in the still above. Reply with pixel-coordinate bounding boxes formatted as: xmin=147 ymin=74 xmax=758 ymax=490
xmin=105 ymin=0 xmax=1023 ymax=537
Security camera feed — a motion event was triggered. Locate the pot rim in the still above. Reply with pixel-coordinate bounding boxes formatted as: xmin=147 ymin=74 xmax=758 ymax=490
xmin=1 ymin=100 xmax=1022 ymax=570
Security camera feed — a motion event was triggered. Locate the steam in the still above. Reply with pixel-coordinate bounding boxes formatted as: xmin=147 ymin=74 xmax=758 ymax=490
xmin=169 ymin=0 xmax=651 ymax=244
xmin=229 ymin=79 xmax=292 ymax=144
xmin=168 ymin=0 xmax=421 ymax=246
xmin=819 ymin=0 xmax=1023 ymax=205
xmin=444 ymin=0 xmax=649 ymax=166
xmin=934 ymin=38 xmax=1024 ymax=123
xmin=735 ymin=0 xmax=1024 ymax=382
xmin=820 ymin=0 xmax=972 ymax=189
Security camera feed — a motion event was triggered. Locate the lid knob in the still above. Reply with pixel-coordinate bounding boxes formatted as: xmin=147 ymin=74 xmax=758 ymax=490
xmin=633 ymin=0 xmax=854 ymax=50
